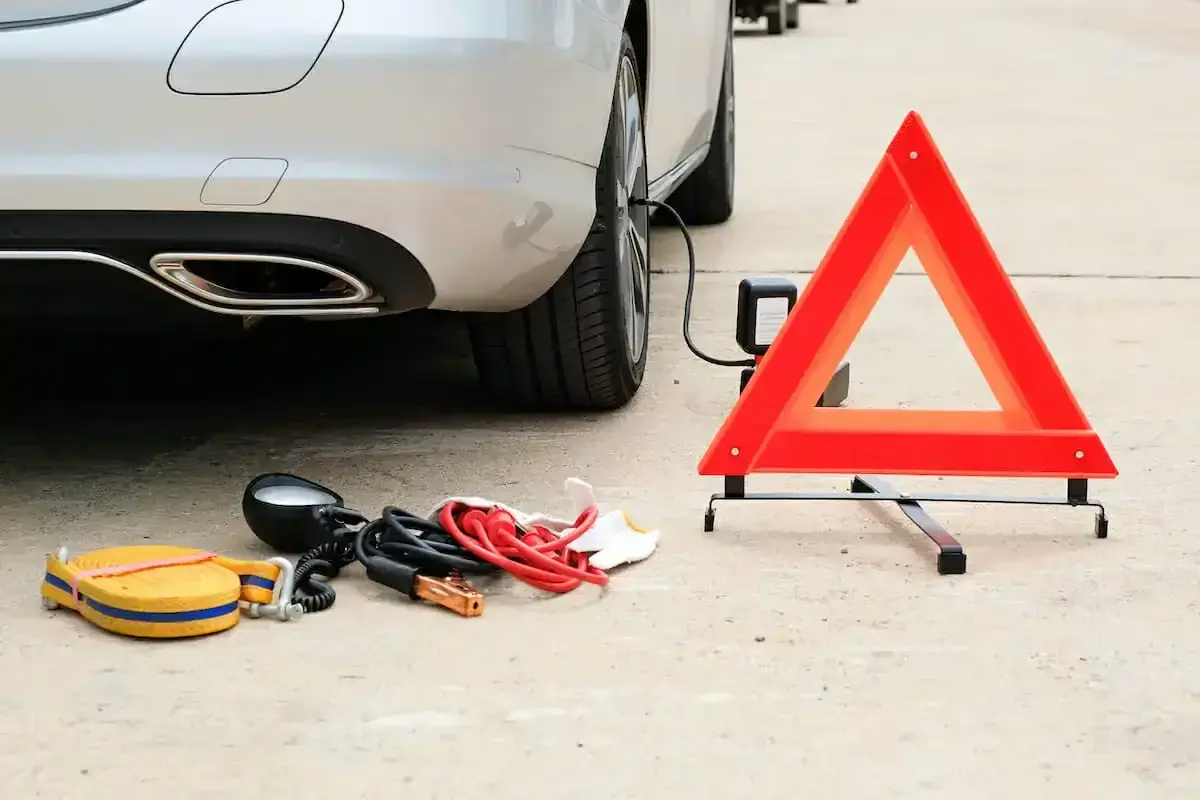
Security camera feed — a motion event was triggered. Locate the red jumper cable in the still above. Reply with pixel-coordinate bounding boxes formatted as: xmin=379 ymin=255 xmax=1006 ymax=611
xmin=438 ymin=502 xmax=608 ymax=593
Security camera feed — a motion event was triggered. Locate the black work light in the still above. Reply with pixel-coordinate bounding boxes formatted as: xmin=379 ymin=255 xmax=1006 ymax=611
xmin=242 ymin=473 xmax=348 ymax=554
xmin=735 ymin=277 xmax=798 ymax=357
xmin=731 ymin=275 xmax=850 ymax=407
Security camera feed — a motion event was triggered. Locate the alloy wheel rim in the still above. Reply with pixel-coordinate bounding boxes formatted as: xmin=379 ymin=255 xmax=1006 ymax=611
xmin=613 ymin=55 xmax=650 ymax=365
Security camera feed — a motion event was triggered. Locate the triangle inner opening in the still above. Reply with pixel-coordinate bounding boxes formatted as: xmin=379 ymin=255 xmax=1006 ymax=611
xmin=845 ymin=246 xmax=1001 ymax=411
xmin=778 ymin=208 xmax=1036 ymax=433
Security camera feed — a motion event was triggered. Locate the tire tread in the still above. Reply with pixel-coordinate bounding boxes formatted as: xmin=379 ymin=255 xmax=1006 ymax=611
xmin=468 ymin=35 xmax=645 ymax=411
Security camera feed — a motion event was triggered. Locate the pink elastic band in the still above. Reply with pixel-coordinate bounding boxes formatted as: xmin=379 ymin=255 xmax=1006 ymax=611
xmin=70 ymin=552 xmax=218 ymax=606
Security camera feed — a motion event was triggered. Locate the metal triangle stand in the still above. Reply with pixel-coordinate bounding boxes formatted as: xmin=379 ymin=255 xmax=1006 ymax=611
xmin=701 ymin=362 xmax=1109 ymax=575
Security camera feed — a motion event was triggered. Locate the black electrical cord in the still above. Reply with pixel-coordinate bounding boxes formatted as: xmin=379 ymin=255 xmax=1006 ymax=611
xmin=636 ymin=198 xmax=755 ymax=368
xmin=291 ymin=538 xmax=353 ymax=613
xmin=289 ymin=506 xmax=499 ymax=613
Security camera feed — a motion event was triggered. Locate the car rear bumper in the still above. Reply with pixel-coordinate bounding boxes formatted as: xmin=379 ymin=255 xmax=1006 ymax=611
xmin=0 ymin=0 xmax=623 ymax=314
xmin=0 ymin=210 xmax=434 ymax=317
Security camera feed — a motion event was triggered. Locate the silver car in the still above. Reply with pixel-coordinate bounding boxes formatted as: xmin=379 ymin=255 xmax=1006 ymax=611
xmin=0 ymin=0 xmax=735 ymax=409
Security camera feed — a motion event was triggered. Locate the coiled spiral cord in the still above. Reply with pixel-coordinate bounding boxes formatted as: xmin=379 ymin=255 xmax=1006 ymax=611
xmin=291 ymin=538 xmax=356 ymax=613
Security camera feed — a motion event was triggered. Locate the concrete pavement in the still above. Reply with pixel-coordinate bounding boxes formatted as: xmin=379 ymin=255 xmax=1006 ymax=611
xmin=3 ymin=1 xmax=1199 ymax=797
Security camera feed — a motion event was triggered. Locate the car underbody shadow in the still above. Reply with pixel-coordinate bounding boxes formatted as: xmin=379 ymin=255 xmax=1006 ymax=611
xmin=0 ymin=311 xmax=493 ymax=474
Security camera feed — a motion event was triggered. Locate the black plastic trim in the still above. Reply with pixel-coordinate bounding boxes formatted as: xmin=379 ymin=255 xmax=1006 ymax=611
xmin=0 ymin=210 xmax=435 ymax=313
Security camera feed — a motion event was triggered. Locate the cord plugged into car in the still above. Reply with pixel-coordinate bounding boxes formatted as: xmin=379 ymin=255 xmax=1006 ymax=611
xmin=637 ymin=198 xmax=755 ymax=368
xmin=636 ymin=197 xmax=852 ymax=407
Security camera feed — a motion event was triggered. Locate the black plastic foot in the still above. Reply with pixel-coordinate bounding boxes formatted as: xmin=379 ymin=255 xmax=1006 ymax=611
xmin=937 ymin=550 xmax=967 ymax=575
xmin=703 ymin=510 xmax=715 ymax=533
xmin=1095 ymin=514 xmax=1108 ymax=539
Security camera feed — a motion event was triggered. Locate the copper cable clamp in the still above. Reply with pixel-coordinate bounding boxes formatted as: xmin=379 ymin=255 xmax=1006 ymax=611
xmin=414 ymin=573 xmax=485 ymax=617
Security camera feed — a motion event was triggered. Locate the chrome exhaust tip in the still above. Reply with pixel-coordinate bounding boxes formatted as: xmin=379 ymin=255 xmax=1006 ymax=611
xmin=149 ymin=252 xmax=373 ymax=308
xmin=0 ymin=249 xmax=380 ymax=317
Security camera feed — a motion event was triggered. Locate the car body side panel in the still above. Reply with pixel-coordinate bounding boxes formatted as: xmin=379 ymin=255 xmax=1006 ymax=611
xmin=618 ymin=0 xmax=728 ymax=182
xmin=641 ymin=1 xmax=692 ymax=180
xmin=683 ymin=0 xmax=732 ymax=159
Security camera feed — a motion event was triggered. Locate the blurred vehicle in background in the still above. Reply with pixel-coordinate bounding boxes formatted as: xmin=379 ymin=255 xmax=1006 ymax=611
xmin=736 ymin=0 xmax=800 ymax=34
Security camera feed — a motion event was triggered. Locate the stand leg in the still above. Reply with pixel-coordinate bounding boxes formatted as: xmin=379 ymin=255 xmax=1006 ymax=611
xmin=851 ymin=476 xmax=966 ymax=575
xmin=817 ymin=361 xmax=851 ymax=408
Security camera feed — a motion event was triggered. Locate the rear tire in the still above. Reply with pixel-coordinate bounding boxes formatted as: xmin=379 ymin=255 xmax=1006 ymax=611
xmin=662 ymin=25 xmax=735 ymax=226
xmin=468 ymin=34 xmax=650 ymax=411
xmin=786 ymin=0 xmax=800 ymax=28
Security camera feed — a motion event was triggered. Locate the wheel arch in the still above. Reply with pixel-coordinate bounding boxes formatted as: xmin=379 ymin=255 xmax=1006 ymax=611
xmin=624 ymin=0 xmax=649 ymax=108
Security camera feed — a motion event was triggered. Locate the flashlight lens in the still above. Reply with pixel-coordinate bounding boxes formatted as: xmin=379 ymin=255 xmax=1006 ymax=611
xmin=254 ymin=484 xmax=339 ymax=507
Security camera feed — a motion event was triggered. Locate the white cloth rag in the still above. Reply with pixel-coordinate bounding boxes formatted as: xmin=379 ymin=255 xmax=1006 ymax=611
xmin=429 ymin=478 xmax=660 ymax=571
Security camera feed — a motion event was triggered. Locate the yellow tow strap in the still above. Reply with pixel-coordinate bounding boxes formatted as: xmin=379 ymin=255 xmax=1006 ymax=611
xmin=40 ymin=544 xmax=299 ymax=639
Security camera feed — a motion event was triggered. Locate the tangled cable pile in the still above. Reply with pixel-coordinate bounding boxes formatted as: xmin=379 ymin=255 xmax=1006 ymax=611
xmin=290 ymin=500 xmax=608 ymax=612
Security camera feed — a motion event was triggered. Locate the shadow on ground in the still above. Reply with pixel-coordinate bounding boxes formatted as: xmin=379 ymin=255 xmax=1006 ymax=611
xmin=0 ymin=313 xmax=500 ymax=471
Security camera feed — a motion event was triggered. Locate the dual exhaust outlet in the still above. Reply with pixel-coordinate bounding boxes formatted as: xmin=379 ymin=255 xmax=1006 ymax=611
xmin=0 ymin=250 xmax=380 ymax=317
xmin=149 ymin=252 xmax=377 ymax=316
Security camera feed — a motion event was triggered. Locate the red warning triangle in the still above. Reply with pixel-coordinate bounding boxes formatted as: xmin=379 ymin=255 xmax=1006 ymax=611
xmin=699 ymin=111 xmax=1117 ymax=480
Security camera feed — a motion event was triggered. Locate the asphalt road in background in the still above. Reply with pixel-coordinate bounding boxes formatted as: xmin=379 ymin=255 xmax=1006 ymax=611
xmin=2 ymin=1 xmax=1198 ymax=797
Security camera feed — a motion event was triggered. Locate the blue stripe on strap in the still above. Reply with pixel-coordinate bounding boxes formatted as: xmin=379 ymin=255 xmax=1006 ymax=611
xmin=42 ymin=573 xmax=239 ymax=623
xmin=240 ymin=575 xmax=275 ymax=590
